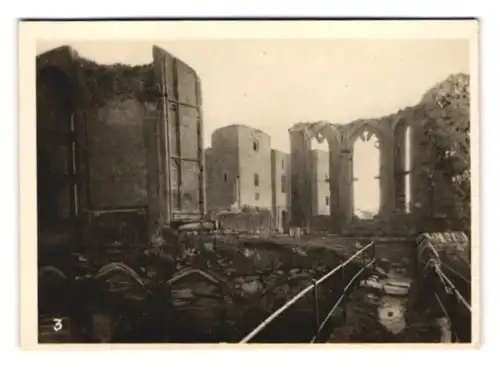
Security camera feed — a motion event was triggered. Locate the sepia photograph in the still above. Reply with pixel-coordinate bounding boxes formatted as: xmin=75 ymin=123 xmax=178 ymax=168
xmin=19 ymin=20 xmax=479 ymax=347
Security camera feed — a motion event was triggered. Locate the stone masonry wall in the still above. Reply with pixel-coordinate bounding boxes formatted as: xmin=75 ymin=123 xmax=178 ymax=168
xmin=237 ymin=125 xmax=272 ymax=210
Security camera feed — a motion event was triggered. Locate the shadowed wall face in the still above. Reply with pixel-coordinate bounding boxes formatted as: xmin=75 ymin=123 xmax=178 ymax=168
xmin=289 ymin=131 xmax=312 ymax=228
xmin=87 ymin=98 xmax=148 ymax=209
xmin=289 ymin=119 xmax=413 ymax=234
xmin=310 ymin=150 xmax=330 ymax=216
xmin=37 ymin=67 xmax=76 ymax=229
xmin=37 ymin=46 xmax=206 ymax=247
xmin=206 ymin=127 xmax=240 ymax=211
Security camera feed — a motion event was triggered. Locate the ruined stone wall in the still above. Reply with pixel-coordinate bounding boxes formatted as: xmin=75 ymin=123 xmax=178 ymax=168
xmin=207 ymin=125 xmax=273 ymax=211
xmin=391 ymin=111 xmax=433 ymax=219
xmin=74 ymin=61 xmax=164 ymax=243
xmin=37 ymin=45 xmax=209 ymax=245
xmin=37 ymin=65 xmax=78 ymax=229
xmin=216 ymin=211 xmax=273 ymax=234
xmin=289 ymin=73 xmax=469 ymax=235
xmin=85 ymin=98 xmax=150 ymax=209
xmin=236 ymin=125 xmax=272 ymax=209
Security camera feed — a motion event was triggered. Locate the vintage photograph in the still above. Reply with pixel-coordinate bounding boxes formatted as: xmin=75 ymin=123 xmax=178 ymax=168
xmin=26 ymin=21 xmax=477 ymax=345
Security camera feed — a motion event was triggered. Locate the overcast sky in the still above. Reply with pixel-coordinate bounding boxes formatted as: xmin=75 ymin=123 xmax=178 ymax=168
xmin=37 ymin=39 xmax=469 ymax=153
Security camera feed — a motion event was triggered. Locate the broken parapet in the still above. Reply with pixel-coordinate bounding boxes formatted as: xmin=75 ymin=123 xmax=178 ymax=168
xmin=37 ymin=45 xmax=206 ymax=248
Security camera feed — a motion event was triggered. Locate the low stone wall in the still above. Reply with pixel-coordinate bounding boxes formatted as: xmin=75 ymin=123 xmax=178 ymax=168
xmin=216 ymin=211 xmax=274 ymax=234
xmin=341 ymin=214 xmax=417 ymax=237
xmin=310 ymin=215 xmax=332 ymax=233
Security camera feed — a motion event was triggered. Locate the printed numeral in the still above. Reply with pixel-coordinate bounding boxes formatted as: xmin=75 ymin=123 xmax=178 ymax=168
xmin=53 ymin=318 xmax=63 ymax=332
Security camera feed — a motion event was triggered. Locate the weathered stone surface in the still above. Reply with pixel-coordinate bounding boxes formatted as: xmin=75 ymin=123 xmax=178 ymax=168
xmin=328 ymin=288 xmax=441 ymax=343
xmin=378 ymin=296 xmax=407 ymax=334
xmin=341 ymin=214 xmax=417 ymax=237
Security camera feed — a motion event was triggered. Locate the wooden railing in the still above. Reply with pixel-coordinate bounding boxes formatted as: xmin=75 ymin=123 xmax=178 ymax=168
xmin=239 ymin=241 xmax=376 ymax=343
xmin=430 ymin=258 xmax=472 ymax=342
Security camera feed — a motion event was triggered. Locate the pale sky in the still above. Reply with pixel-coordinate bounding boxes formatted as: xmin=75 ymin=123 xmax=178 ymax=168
xmin=353 ymin=135 xmax=381 ymax=215
xmin=37 ymin=39 xmax=469 ymax=153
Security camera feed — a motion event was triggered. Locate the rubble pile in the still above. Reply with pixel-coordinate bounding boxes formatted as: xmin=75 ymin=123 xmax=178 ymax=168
xmin=329 ymin=263 xmax=443 ymax=343
xmin=159 ymin=234 xmax=373 ymax=342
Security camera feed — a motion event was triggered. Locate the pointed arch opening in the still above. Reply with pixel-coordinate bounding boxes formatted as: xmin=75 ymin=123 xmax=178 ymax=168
xmin=394 ymin=122 xmax=413 ymax=213
xmin=403 ymin=126 xmax=412 ymax=213
xmin=352 ymin=129 xmax=381 ymax=219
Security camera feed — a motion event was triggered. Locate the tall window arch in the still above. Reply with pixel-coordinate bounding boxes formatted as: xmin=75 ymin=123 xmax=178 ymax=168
xmin=394 ymin=123 xmax=412 ymax=213
xmin=352 ymin=128 xmax=381 ymax=219
xmin=403 ymin=126 xmax=412 ymax=213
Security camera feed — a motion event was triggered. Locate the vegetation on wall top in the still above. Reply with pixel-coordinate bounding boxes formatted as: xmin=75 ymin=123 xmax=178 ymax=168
xmin=75 ymin=56 xmax=158 ymax=107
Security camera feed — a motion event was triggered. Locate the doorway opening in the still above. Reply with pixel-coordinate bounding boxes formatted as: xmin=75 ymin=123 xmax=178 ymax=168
xmin=394 ymin=123 xmax=413 ymax=213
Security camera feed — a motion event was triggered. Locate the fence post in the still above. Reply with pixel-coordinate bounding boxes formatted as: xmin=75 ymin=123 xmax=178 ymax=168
xmin=312 ymin=279 xmax=320 ymax=342
xmin=340 ymin=266 xmax=347 ymax=322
